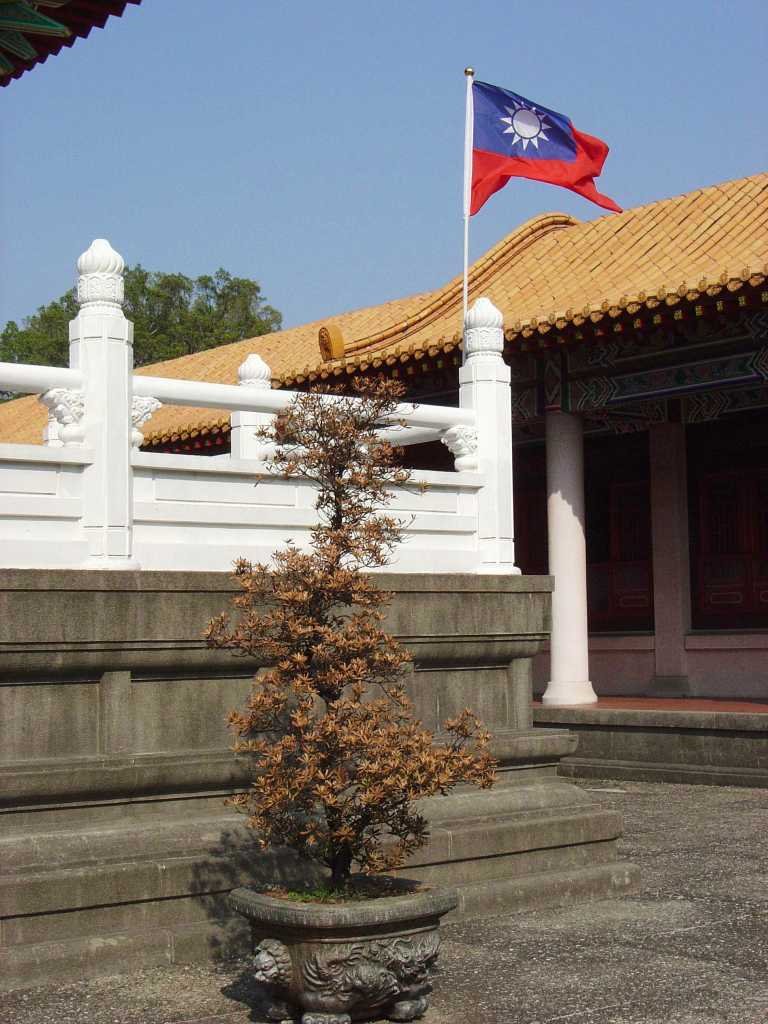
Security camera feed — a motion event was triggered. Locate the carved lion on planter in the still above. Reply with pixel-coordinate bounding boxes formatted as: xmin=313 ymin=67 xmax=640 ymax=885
xmin=252 ymin=932 xmax=439 ymax=1023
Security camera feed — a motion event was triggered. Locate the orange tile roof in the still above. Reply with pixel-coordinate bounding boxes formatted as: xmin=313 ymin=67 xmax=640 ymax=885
xmin=1 ymin=172 xmax=765 ymax=447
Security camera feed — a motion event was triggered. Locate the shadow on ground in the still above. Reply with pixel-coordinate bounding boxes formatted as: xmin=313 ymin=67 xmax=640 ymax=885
xmin=188 ymin=821 xmax=322 ymax=959
xmin=220 ymin=966 xmax=274 ymax=1022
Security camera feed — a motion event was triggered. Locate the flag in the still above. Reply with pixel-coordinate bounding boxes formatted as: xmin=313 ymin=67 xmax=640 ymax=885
xmin=470 ymin=80 xmax=621 ymax=215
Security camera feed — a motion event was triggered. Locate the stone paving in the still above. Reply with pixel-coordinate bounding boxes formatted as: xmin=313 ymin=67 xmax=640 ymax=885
xmin=2 ymin=781 xmax=766 ymax=1024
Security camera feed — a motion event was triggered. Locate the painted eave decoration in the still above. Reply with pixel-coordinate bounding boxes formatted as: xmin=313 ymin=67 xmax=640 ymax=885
xmin=0 ymin=0 xmax=141 ymax=86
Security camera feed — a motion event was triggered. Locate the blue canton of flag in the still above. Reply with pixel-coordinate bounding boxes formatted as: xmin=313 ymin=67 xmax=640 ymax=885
xmin=473 ymin=82 xmax=577 ymax=162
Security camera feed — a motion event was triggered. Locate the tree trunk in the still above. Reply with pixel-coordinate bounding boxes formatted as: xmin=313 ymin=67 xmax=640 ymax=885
xmin=330 ymin=844 xmax=352 ymax=889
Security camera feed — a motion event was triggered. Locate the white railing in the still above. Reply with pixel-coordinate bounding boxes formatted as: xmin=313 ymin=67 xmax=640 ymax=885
xmin=0 ymin=239 xmax=518 ymax=574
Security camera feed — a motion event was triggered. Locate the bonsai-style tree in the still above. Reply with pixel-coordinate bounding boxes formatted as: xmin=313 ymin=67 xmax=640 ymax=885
xmin=205 ymin=378 xmax=495 ymax=890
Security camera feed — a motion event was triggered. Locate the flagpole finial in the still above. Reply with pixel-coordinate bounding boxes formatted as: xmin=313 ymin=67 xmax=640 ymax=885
xmin=464 ymin=67 xmax=475 ymax=77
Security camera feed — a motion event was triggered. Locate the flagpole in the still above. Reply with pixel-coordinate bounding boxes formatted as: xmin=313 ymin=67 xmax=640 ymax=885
xmin=462 ymin=66 xmax=475 ymax=339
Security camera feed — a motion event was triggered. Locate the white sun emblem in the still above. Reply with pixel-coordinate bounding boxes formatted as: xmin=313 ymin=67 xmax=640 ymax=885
xmin=499 ymin=101 xmax=551 ymax=151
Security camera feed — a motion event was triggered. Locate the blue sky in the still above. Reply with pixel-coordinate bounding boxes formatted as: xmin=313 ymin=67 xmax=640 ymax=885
xmin=1 ymin=0 xmax=766 ymax=332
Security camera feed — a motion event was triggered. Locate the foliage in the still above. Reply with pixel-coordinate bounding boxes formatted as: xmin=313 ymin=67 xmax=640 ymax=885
xmin=205 ymin=378 xmax=495 ymax=889
xmin=1 ymin=290 xmax=79 ymax=372
xmin=0 ymin=266 xmax=281 ymax=371
xmin=266 ymin=878 xmax=410 ymax=904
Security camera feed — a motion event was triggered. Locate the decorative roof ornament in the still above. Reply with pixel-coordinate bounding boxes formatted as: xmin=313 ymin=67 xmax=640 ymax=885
xmin=76 ymin=238 xmax=125 ymax=308
xmin=238 ymin=353 xmax=272 ymax=388
xmin=318 ymin=324 xmax=345 ymax=361
xmin=463 ymin=296 xmax=504 ymax=359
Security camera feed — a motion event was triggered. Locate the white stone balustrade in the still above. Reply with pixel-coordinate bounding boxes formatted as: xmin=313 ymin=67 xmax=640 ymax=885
xmin=0 ymin=242 xmax=518 ymax=576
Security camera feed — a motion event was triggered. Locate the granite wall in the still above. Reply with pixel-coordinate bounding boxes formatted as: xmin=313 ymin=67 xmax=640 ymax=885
xmin=1 ymin=570 xmax=635 ymax=988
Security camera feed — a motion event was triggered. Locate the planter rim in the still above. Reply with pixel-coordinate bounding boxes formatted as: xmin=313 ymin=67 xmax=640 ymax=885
xmin=229 ymin=882 xmax=457 ymax=931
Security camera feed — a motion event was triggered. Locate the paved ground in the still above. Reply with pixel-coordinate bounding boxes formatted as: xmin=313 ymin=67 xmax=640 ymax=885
xmin=2 ymin=781 xmax=767 ymax=1024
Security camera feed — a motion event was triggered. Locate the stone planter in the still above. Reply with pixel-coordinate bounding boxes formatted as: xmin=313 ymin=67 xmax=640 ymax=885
xmin=228 ymin=881 xmax=457 ymax=1023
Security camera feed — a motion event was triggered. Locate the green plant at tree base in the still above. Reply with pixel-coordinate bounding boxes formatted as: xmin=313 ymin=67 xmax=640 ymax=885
xmin=206 ymin=378 xmax=495 ymax=891
xmin=271 ymin=879 xmax=412 ymax=904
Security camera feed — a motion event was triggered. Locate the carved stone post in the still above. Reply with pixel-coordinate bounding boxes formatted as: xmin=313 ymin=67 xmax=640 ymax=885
xmin=69 ymin=239 xmax=139 ymax=568
xmin=458 ymin=297 xmax=519 ymax=573
xmin=42 ymin=410 xmax=63 ymax=447
xmin=131 ymin=396 xmax=162 ymax=450
xmin=230 ymin=353 xmax=276 ymax=460
xmin=39 ymin=388 xmax=86 ymax=447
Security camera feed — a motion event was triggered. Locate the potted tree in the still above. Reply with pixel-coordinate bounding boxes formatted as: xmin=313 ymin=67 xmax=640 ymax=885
xmin=206 ymin=379 xmax=495 ymax=1024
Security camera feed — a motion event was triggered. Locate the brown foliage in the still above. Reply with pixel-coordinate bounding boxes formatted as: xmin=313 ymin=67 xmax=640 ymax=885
xmin=205 ymin=378 xmax=495 ymax=888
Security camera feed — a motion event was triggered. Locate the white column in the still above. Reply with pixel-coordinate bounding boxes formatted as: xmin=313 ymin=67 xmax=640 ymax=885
xmin=542 ymin=410 xmax=597 ymax=705
xmin=457 ymin=297 xmax=519 ymax=574
xmin=70 ymin=239 xmax=138 ymax=569
xmin=230 ymin=353 xmax=276 ymax=460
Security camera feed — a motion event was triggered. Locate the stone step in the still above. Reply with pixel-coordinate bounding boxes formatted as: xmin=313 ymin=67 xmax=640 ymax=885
xmin=404 ymin=807 xmax=621 ymax=870
xmin=0 ymin=810 xmax=248 ymax=873
xmin=2 ymin=801 xmax=621 ymax=922
xmin=2 ymin=789 xmax=621 ymax=919
xmin=3 ymin=926 xmax=181 ymax=992
xmin=0 ymin=844 xmax=314 ymax=920
xmin=401 ymin=831 xmax=620 ymax=887
xmin=559 ymin=757 xmax=768 ymax=788
xmin=0 ymin=776 xmax=612 ymax=874
xmin=1 ymin=778 xmax=636 ymax=991
xmin=2 ymin=859 xmax=639 ymax=992
xmin=533 ymin=703 xmax=768 ymax=788
xmin=453 ymin=860 xmax=640 ymax=919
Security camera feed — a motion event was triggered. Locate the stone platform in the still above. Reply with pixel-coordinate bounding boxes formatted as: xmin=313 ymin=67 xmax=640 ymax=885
xmin=1 ymin=571 xmax=636 ymax=989
xmin=3 ymin=781 xmax=765 ymax=1024
xmin=534 ymin=697 xmax=768 ymax=787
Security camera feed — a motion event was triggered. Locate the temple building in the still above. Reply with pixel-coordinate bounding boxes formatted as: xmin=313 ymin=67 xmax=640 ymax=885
xmin=0 ymin=0 xmax=139 ymax=85
xmin=1 ymin=172 xmax=766 ymax=705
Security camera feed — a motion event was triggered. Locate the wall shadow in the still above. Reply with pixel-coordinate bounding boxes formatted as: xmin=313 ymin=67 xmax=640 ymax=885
xmin=188 ymin=821 xmax=322 ymax=958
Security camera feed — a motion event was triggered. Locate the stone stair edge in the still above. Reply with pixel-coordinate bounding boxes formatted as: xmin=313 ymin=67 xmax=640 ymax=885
xmin=1 ymin=859 xmax=638 ymax=992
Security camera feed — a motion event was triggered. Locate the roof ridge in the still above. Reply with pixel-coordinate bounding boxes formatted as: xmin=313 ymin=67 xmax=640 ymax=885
xmin=133 ymin=174 xmax=766 ymax=383
xmin=339 ymin=212 xmax=578 ymax=359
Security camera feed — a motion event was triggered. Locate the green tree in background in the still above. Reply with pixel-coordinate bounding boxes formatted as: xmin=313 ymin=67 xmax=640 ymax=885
xmin=0 ymin=266 xmax=282 ymax=370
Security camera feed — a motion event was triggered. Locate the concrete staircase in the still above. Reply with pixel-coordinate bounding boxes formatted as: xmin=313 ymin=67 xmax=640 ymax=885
xmin=1 ymin=758 xmax=636 ymax=990
xmin=534 ymin=699 xmax=768 ymax=787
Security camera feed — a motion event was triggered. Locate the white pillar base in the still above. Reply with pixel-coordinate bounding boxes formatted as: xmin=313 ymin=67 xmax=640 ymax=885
xmin=478 ymin=563 xmax=523 ymax=575
xmin=542 ymin=680 xmax=597 ymax=706
xmin=81 ymin=556 xmax=141 ymax=570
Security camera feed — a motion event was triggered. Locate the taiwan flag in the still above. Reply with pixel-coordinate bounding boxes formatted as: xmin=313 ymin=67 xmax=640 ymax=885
xmin=471 ymin=81 xmax=621 ymax=215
